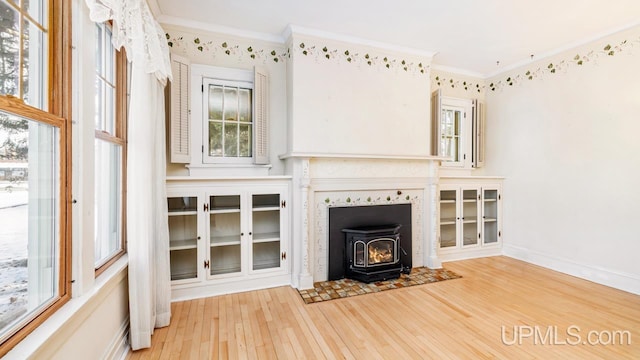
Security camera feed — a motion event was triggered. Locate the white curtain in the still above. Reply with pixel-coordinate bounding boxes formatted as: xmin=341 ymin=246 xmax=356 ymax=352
xmin=85 ymin=0 xmax=173 ymax=350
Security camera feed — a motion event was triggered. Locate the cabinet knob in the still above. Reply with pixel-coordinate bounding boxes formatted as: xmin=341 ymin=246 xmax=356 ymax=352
xmin=197 ymin=236 xmax=201 ymax=240
xmin=249 ymin=232 xmax=252 ymax=236
xmin=241 ymin=232 xmax=244 ymax=236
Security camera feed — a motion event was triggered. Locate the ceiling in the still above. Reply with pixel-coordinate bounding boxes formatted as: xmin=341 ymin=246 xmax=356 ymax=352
xmin=151 ymin=0 xmax=640 ymax=76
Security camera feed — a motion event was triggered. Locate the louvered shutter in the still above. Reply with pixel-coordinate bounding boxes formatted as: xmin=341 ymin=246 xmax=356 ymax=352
xmin=253 ymin=66 xmax=269 ymax=165
xmin=472 ymin=99 xmax=486 ymax=168
xmin=169 ymin=54 xmax=191 ymax=163
xmin=431 ymin=89 xmax=442 ymax=156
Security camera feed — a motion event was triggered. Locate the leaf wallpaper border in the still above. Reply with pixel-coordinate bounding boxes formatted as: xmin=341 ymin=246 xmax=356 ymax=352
xmin=167 ymin=30 xmax=640 ymax=91
xmin=293 ymin=42 xmax=430 ymax=76
xmin=166 ymin=33 xmax=289 ymax=64
xmin=165 ymin=32 xmax=431 ymax=76
xmin=431 ymin=34 xmax=640 ymax=93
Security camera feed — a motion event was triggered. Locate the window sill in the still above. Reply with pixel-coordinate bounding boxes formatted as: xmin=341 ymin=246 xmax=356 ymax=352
xmin=4 ymin=255 xmax=129 ymax=359
xmin=185 ymin=163 xmax=273 ymax=177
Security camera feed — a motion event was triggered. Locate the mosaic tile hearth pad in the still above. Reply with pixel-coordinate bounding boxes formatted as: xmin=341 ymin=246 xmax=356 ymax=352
xmin=298 ymin=267 xmax=461 ymax=304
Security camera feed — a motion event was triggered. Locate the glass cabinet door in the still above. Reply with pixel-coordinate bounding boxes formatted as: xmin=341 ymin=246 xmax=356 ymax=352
xmin=440 ymin=106 xmax=463 ymax=164
xmin=167 ymin=196 xmax=199 ymax=281
xmin=209 ymin=195 xmax=242 ymax=276
xmin=483 ymin=189 xmax=499 ymax=244
xmin=439 ymin=189 xmax=458 ymax=248
xmin=462 ymin=189 xmax=479 ymax=246
xmin=251 ymin=194 xmax=282 ymax=271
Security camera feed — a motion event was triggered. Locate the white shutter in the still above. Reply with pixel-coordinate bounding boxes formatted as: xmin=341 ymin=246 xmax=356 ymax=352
xmin=169 ymin=54 xmax=191 ymax=163
xmin=472 ymin=99 xmax=486 ymax=168
xmin=431 ymin=89 xmax=442 ymax=156
xmin=253 ymin=66 xmax=269 ymax=165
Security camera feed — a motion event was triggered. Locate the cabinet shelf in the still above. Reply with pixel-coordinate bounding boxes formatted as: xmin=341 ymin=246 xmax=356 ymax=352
xmin=252 ymin=205 xmax=280 ymax=212
xmin=462 ymin=199 xmax=477 ymax=203
xmin=171 ymin=271 xmax=198 ymax=281
xmin=253 ymin=232 xmax=280 ymax=243
xmin=169 ymin=239 xmax=198 ymax=251
xmin=210 ymin=206 xmax=241 ymax=214
xmin=483 ymin=199 xmax=497 ymax=202
xmin=210 ymin=235 xmax=241 ymax=247
xmin=462 ymin=216 xmax=478 ymax=224
xmin=440 ymin=200 xmax=456 ymax=204
xmin=168 ymin=210 xmax=198 ymax=217
xmin=441 ymin=218 xmax=457 ymax=225
xmin=483 ymin=217 xmax=497 ymax=222
xmin=253 ymin=260 xmax=281 ymax=271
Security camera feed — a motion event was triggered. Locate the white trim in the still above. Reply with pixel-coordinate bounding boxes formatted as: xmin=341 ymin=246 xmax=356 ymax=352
xmin=146 ymin=0 xmax=161 ymax=18
xmin=158 ymin=15 xmax=285 ymax=44
xmin=431 ymin=64 xmax=485 ymax=79
xmin=284 ymin=24 xmax=437 ymax=59
xmin=503 ymin=244 xmax=640 ymax=296
xmin=167 ymin=175 xmax=292 ymax=182
xmin=104 ymin=317 xmax=130 ymax=360
xmin=311 ymin=177 xmax=435 ymax=192
xmin=5 ymin=256 xmax=129 ymax=359
xmin=485 ymin=19 xmax=640 ymax=79
xmin=171 ymin=274 xmax=291 ymax=301
xmin=439 ymin=246 xmax=502 ymax=263
xmin=279 ymin=152 xmax=448 ymax=161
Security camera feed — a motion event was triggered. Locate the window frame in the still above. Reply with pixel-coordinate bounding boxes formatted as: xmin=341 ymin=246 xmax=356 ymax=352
xmin=93 ymin=21 xmax=128 ymax=276
xmin=0 ymin=0 xmax=71 ymax=356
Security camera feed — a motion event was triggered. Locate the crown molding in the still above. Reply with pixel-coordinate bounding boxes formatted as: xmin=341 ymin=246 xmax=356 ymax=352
xmin=158 ymin=15 xmax=286 ymax=44
xmin=146 ymin=0 xmax=161 ymax=18
xmin=431 ymin=64 xmax=484 ymax=79
xmin=283 ymin=24 xmax=436 ymax=59
xmin=485 ymin=19 xmax=640 ymax=79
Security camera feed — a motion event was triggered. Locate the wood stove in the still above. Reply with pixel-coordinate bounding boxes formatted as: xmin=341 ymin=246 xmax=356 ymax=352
xmin=342 ymin=224 xmax=404 ymax=282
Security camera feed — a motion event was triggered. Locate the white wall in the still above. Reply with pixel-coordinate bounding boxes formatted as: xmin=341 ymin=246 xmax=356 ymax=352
xmin=287 ymin=33 xmax=433 ymax=156
xmin=163 ymin=25 xmax=288 ymax=176
xmin=482 ymin=26 xmax=640 ymax=294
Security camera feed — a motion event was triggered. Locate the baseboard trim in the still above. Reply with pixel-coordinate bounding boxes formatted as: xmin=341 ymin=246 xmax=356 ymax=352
xmin=503 ymin=244 xmax=640 ymax=296
xmin=106 ymin=317 xmax=130 ymax=360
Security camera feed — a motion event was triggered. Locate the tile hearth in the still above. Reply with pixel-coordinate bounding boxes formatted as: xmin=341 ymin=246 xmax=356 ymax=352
xmin=297 ymin=267 xmax=461 ymax=304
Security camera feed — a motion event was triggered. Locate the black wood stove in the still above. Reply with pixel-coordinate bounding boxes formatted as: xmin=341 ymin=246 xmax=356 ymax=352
xmin=342 ymin=224 xmax=404 ymax=283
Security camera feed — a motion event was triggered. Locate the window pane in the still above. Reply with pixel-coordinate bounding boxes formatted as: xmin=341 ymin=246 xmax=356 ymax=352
xmin=0 ymin=109 xmax=59 ymax=343
xmin=23 ymin=18 xmax=48 ymax=109
xmin=0 ymin=2 xmax=21 ymax=97
xmin=239 ymin=124 xmax=251 ymax=157
xmin=95 ymin=78 xmax=103 ymax=129
xmin=224 ymin=123 xmax=238 ymax=157
xmin=208 ymin=121 xmax=222 ymax=156
xmin=94 ymin=139 xmax=122 ymax=267
xmin=223 ymin=88 xmax=237 ymax=121
xmin=208 ymin=86 xmax=222 ymax=120
xmin=238 ymin=89 xmax=251 ymax=123
xmin=105 ymin=84 xmax=115 ymax=134
xmin=24 ymin=0 xmax=48 ymax=28
xmin=95 ymin=24 xmax=103 ymax=73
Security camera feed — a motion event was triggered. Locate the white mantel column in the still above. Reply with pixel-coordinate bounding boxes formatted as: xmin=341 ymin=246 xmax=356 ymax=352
xmin=426 ymin=161 xmax=443 ymax=269
xmin=290 ymin=157 xmax=314 ymax=289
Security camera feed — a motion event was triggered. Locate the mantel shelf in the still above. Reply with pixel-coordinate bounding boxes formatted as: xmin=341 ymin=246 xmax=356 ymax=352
xmin=278 ymin=152 xmax=450 ymax=162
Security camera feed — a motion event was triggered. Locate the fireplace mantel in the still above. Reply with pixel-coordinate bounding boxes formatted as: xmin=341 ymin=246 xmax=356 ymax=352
xmin=283 ymin=154 xmax=444 ymax=290
xmin=279 ymin=152 xmax=449 ymax=162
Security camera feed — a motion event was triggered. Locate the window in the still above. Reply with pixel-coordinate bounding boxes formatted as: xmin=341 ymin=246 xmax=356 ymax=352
xmin=0 ymin=0 xmax=70 ymax=355
xmin=431 ymin=90 xmax=484 ymax=169
xmin=203 ymin=78 xmax=253 ymax=162
xmin=177 ymin=64 xmax=269 ymax=170
xmin=94 ymin=22 xmax=127 ymax=273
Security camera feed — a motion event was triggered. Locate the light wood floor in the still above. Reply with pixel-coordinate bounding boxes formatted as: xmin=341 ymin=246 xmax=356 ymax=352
xmin=128 ymin=257 xmax=640 ymax=359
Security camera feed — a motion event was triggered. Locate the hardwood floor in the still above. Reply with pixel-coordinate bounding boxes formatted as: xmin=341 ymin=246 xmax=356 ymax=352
xmin=128 ymin=257 xmax=640 ymax=359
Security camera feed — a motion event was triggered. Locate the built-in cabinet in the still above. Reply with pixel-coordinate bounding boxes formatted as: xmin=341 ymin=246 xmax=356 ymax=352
xmin=167 ymin=178 xmax=290 ymax=300
xmin=437 ymin=177 xmax=502 ymax=261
